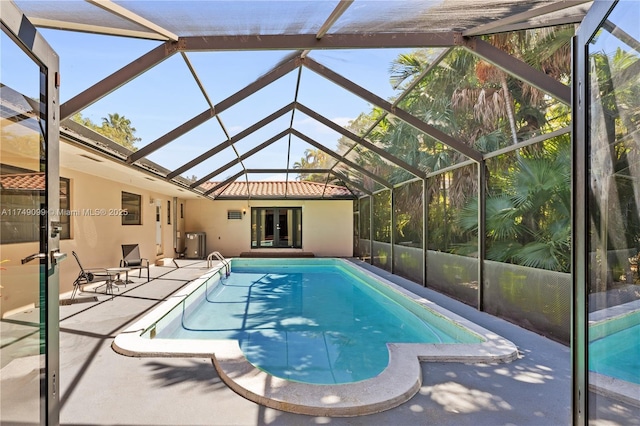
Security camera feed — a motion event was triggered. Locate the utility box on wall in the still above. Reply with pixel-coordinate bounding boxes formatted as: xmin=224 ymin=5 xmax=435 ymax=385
xmin=185 ymin=232 xmax=206 ymax=259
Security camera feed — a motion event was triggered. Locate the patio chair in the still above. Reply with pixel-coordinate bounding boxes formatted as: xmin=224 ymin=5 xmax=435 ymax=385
xmin=120 ymin=244 xmax=150 ymax=281
xmin=71 ymin=251 xmax=117 ymax=299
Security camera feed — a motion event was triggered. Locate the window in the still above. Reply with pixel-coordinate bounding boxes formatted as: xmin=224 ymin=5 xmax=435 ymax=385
xmin=121 ymin=192 xmax=141 ymax=225
xmin=0 ymin=173 xmax=71 ymax=243
xmin=180 ymin=203 xmax=184 ymax=219
xmin=59 ymin=177 xmax=70 ymax=239
xmin=227 ymin=210 xmax=242 ymax=220
xmin=251 ymin=207 xmax=302 ymax=248
xmin=167 ymin=200 xmax=171 ymax=225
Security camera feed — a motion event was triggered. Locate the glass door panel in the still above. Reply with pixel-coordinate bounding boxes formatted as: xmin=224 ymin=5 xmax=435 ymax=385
xmin=581 ymin=0 xmax=640 ymax=421
xmin=0 ymin=30 xmax=46 ymax=425
xmin=275 ymin=209 xmax=290 ymax=247
xmin=1 ymin=3 xmax=60 ymax=424
xmin=293 ymin=208 xmax=302 ymax=248
xmin=251 ymin=207 xmax=302 ymax=248
xmin=263 ymin=209 xmax=274 ymax=246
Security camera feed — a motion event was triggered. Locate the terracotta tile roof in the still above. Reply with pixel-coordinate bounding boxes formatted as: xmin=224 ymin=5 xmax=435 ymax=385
xmin=200 ymin=180 xmax=355 ymax=199
xmin=0 ymin=173 xmax=44 ymax=191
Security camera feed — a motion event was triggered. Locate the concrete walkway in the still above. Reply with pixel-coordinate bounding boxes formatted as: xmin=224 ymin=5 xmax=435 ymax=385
xmin=56 ymin=259 xmax=578 ymax=425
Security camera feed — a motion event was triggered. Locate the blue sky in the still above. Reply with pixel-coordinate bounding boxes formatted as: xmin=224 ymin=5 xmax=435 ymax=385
xmin=31 ymin=28 xmax=416 ymax=181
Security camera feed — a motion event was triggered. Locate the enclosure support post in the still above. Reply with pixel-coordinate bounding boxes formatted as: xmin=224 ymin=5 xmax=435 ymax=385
xmin=477 ymin=162 xmax=486 ymax=311
xmin=369 ymin=195 xmax=374 ymax=265
xmin=423 ymin=178 xmax=428 ymax=287
xmin=390 ymin=188 xmax=395 ymax=274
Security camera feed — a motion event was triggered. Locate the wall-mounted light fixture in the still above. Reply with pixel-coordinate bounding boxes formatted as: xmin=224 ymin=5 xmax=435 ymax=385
xmin=242 ymin=208 xmax=246 ymax=216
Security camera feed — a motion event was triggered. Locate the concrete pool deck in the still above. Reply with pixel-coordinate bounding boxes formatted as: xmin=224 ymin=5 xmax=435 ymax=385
xmin=49 ymin=259 xmax=638 ymax=425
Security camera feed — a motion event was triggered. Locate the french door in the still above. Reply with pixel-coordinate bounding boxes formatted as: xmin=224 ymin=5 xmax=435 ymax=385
xmin=252 ymin=207 xmax=302 ymax=248
xmin=1 ymin=2 xmax=61 ymax=425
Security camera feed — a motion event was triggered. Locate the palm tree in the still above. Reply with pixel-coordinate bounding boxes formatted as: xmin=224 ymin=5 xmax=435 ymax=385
xmin=456 ymin=136 xmax=571 ymax=272
xmin=293 ymin=148 xmax=331 ymax=183
xmin=101 ymin=113 xmax=141 ymax=151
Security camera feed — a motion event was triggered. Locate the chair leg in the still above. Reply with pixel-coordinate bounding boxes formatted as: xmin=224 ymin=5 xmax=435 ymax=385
xmin=71 ymin=276 xmax=82 ymax=300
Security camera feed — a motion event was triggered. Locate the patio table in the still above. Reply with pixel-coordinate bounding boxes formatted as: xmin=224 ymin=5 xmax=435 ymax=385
xmin=103 ymin=267 xmax=131 ymax=299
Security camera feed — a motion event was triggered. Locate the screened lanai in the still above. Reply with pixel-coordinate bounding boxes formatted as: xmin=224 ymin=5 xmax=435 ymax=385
xmin=20 ymin=0 xmax=584 ymax=200
xmin=2 ymin=1 xmax=640 ymax=424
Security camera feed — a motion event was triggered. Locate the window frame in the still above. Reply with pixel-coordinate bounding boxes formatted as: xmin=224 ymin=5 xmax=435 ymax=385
xmin=59 ymin=177 xmax=71 ymax=239
xmin=251 ymin=207 xmax=302 ymax=249
xmin=121 ymin=191 xmax=141 ymax=225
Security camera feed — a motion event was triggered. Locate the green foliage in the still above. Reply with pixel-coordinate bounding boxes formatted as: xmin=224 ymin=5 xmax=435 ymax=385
xmin=455 ymin=138 xmax=571 ymax=272
xmin=301 ymin=27 xmax=576 ymax=273
xmin=71 ymin=112 xmax=140 ymax=151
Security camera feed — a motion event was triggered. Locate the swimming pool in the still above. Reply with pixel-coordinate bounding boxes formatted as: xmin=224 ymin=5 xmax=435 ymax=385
xmin=589 ymin=300 xmax=640 ymax=407
xmin=114 ymin=258 xmax=518 ymax=416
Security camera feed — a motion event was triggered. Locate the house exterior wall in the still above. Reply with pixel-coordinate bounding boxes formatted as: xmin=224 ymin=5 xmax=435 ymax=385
xmin=53 ymin=168 xmax=185 ymax=302
xmin=185 ymin=199 xmax=354 ymax=257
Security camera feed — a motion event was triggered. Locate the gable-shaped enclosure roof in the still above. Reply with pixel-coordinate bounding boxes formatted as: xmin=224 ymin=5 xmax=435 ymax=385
xmin=13 ymin=0 xmax=591 ymax=200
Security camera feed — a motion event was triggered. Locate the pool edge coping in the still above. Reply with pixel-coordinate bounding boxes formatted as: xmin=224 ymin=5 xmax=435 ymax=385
xmin=112 ymin=258 xmax=519 ymax=417
xmin=588 ymin=300 xmax=640 ymax=408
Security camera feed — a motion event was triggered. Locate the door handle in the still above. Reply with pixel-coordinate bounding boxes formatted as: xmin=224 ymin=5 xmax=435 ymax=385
xmin=51 ymin=249 xmax=67 ymax=265
xmin=21 ymin=253 xmax=47 ymax=264
xmin=21 ymin=251 xmax=67 ymax=266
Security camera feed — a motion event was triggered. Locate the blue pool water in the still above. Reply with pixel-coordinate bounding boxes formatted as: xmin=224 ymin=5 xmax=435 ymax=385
xmin=155 ymin=259 xmax=479 ymax=384
xmin=589 ymin=313 xmax=640 ymax=386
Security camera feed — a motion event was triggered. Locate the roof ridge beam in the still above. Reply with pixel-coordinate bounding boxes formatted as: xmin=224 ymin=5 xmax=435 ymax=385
xmin=295 ymin=102 xmax=424 ymax=178
xmin=60 ymin=42 xmax=177 ymax=120
xmin=301 ymin=56 xmax=482 ymax=163
xmin=246 ymin=168 xmax=333 ymax=174
xmin=180 ymin=33 xmax=458 ymax=51
xmin=459 ymin=36 xmax=571 ymax=105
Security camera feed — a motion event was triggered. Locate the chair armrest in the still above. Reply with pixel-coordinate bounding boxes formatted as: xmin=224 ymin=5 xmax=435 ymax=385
xmin=141 ymin=258 xmax=149 ymax=267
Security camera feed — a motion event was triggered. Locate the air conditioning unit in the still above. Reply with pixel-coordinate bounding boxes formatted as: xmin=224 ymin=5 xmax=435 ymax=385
xmin=185 ymin=232 xmax=206 ymax=259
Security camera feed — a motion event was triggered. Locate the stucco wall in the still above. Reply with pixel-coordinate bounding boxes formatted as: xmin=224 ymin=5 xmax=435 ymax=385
xmin=185 ymin=199 xmax=353 ymax=257
xmin=1 ymin=166 xmax=187 ymax=316
xmin=56 ymin=168 xmax=187 ymax=296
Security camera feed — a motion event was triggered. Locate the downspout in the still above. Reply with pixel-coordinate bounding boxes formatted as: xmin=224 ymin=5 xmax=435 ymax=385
xmin=172 ymin=196 xmax=178 ymax=252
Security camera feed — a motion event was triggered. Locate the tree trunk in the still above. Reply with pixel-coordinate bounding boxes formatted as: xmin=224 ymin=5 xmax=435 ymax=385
xmin=500 ymin=73 xmax=519 ymax=145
